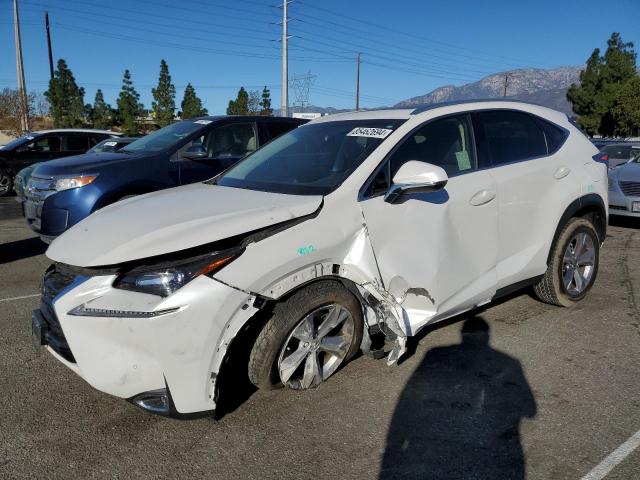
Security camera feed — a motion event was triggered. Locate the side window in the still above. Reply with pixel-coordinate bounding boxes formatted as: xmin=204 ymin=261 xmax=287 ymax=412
xmin=534 ymin=117 xmax=567 ymax=154
xmin=65 ymin=135 xmax=90 ymax=152
xmin=390 ymin=114 xmax=476 ymax=178
xmin=265 ymin=121 xmax=296 ymax=141
xmin=189 ymin=123 xmax=257 ymax=159
xmin=17 ymin=135 xmax=61 ymax=153
xmin=476 ymin=111 xmax=547 ymax=165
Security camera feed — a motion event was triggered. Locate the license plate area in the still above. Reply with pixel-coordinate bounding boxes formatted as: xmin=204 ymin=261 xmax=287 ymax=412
xmin=632 ymin=201 xmax=640 ymax=213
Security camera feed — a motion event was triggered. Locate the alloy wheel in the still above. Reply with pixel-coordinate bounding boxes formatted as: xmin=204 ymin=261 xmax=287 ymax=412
xmin=561 ymin=231 xmax=596 ymax=296
xmin=277 ymin=304 xmax=355 ymax=389
xmin=0 ymin=172 xmax=11 ymax=195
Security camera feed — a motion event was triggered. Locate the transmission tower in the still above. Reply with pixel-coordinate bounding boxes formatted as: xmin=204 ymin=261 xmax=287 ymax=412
xmin=290 ymin=72 xmax=316 ymax=114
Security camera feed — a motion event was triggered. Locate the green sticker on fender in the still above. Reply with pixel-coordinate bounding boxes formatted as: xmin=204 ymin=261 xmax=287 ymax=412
xmin=297 ymin=245 xmax=316 ymax=256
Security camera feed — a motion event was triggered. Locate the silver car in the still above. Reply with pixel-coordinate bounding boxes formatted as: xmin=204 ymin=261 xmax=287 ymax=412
xmin=609 ymin=156 xmax=640 ymax=217
xmin=601 ymin=142 xmax=640 ymax=169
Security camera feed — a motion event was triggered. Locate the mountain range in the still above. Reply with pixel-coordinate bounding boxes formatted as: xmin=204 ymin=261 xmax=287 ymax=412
xmin=290 ymin=66 xmax=583 ymax=116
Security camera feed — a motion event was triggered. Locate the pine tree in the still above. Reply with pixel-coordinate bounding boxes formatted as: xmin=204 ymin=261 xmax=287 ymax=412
xmin=117 ymin=69 xmax=143 ymax=136
xmin=151 ymin=59 xmax=176 ymax=127
xmin=612 ymin=76 xmax=640 ymax=137
xmin=259 ymin=86 xmax=273 ymax=116
xmin=567 ymin=33 xmax=637 ymax=136
xmin=227 ymin=87 xmax=249 ymax=115
xmin=91 ymin=89 xmax=112 ymax=129
xmin=180 ymin=83 xmax=208 ymax=119
xmin=44 ymin=59 xmax=85 ymax=128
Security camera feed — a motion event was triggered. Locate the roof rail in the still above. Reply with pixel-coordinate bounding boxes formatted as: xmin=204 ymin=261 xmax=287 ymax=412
xmin=410 ymin=98 xmax=545 ymax=115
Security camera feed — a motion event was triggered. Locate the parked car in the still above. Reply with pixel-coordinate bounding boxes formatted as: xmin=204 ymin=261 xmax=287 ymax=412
xmin=24 ymin=116 xmax=305 ymax=243
xmin=599 ymin=142 xmax=640 ymax=169
xmin=0 ymin=129 xmax=122 ymax=196
xmin=88 ymin=137 xmax=137 ymax=154
xmin=608 ymin=155 xmax=640 ymax=217
xmin=33 ymin=100 xmax=607 ymax=417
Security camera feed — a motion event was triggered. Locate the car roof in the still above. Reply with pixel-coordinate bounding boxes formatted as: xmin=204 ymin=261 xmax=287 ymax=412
xmin=33 ymin=128 xmax=122 ymax=136
xmin=189 ymin=115 xmax=304 ymax=122
xmin=309 ymin=99 xmax=567 ymax=123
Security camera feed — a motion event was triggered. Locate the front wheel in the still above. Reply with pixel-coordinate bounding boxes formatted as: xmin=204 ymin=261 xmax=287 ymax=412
xmin=248 ymin=281 xmax=363 ymax=390
xmin=0 ymin=170 xmax=13 ymax=197
xmin=534 ymin=217 xmax=600 ymax=307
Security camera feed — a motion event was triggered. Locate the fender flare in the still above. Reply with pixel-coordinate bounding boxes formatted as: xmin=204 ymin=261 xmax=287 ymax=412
xmin=547 ymin=193 xmax=606 ymax=265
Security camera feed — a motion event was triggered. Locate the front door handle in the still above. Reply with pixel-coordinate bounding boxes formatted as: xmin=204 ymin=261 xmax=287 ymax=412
xmin=469 ymin=189 xmax=496 ymax=206
xmin=554 ymin=166 xmax=571 ymax=179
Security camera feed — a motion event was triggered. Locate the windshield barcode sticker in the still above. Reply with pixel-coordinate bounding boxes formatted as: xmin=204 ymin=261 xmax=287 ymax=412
xmin=194 ymin=119 xmax=213 ymax=125
xmin=346 ymin=127 xmax=393 ymax=139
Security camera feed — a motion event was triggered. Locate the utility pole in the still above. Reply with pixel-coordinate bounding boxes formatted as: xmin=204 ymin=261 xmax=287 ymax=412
xmin=13 ymin=0 xmax=29 ymax=132
xmin=45 ymin=12 xmax=54 ymax=80
xmin=355 ymin=52 xmax=361 ymax=111
xmin=503 ymin=72 xmax=509 ymax=97
xmin=280 ymin=0 xmax=291 ymax=117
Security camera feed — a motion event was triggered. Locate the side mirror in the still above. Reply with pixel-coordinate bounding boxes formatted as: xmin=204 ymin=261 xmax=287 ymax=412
xmin=384 ymin=160 xmax=448 ymax=204
xmin=182 ymin=144 xmax=208 ymax=160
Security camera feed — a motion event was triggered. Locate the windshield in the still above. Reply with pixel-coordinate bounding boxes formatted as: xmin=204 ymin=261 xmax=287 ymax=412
xmin=121 ymin=120 xmax=210 ymax=153
xmin=215 ymin=119 xmax=404 ymax=195
xmin=0 ymin=134 xmax=36 ymax=151
xmin=89 ymin=139 xmax=131 ymax=153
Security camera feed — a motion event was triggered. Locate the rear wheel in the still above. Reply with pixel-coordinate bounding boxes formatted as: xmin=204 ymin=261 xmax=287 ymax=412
xmin=0 ymin=170 xmax=12 ymax=197
xmin=248 ymin=281 xmax=363 ymax=390
xmin=534 ymin=217 xmax=599 ymax=307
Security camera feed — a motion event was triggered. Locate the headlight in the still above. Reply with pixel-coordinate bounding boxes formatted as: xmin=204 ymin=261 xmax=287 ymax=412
xmin=54 ymin=175 xmax=98 ymax=191
xmin=113 ymin=250 xmax=240 ymax=297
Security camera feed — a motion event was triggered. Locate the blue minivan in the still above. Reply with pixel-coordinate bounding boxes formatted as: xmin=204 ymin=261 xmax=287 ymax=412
xmin=24 ymin=116 xmax=305 ymax=242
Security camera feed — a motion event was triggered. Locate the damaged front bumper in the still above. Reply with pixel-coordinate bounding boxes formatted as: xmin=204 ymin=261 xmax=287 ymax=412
xmin=35 ymin=264 xmax=254 ymax=417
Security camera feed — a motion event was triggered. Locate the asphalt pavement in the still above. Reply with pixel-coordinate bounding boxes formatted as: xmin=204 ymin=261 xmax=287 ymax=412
xmin=0 ymin=196 xmax=639 ymax=479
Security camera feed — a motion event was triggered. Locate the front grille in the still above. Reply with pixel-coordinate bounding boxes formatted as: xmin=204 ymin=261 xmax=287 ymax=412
xmin=619 ymin=181 xmax=640 ymax=197
xmin=25 ymin=175 xmax=55 ymax=202
xmin=39 ymin=264 xmax=84 ymax=363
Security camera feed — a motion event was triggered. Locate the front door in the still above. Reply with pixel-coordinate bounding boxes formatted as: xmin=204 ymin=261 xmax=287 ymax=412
xmin=178 ymin=122 xmax=258 ymax=184
xmin=13 ymin=135 xmax=62 ymax=169
xmin=359 ymin=113 xmax=498 ymax=335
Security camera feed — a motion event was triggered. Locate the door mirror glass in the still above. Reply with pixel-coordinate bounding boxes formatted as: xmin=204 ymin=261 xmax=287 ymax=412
xmin=384 ymin=160 xmax=448 ymax=203
xmin=182 ymin=144 xmax=208 ymax=160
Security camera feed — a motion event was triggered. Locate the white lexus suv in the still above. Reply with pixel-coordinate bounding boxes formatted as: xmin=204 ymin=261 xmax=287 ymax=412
xmin=33 ymin=100 xmax=608 ymax=417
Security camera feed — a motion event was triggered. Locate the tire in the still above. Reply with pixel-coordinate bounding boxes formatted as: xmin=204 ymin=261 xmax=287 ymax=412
xmin=248 ymin=280 xmax=363 ymax=390
xmin=533 ymin=217 xmax=600 ymax=307
xmin=0 ymin=170 xmax=13 ymax=197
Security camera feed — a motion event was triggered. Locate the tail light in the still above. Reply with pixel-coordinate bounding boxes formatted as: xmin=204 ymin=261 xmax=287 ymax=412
xmin=593 ymin=152 xmax=609 ymax=168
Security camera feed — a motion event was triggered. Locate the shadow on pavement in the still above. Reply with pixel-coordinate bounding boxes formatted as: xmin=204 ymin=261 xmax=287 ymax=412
xmin=0 ymin=236 xmax=47 ymax=264
xmin=609 ymin=216 xmax=640 ymax=229
xmin=380 ymin=317 xmax=536 ymax=480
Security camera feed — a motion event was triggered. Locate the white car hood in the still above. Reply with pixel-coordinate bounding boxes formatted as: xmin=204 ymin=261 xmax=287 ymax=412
xmin=47 ymin=183 xmax=322 ymax=267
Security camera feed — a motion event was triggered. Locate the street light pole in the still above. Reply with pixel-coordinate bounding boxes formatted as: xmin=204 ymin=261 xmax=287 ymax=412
xmin=13 ymin=0 xmax=29 ymax=132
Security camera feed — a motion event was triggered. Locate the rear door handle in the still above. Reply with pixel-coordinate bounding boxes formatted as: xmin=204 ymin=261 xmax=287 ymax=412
xmin=554 ymin=166 xmax=571 ymax=179
xmin=469 ymin=190 xmax=496 ymax=206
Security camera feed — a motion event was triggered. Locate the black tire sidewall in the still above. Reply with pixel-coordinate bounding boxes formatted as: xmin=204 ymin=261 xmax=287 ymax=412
xmin=249 ymin=281 xmax=364 ymax=389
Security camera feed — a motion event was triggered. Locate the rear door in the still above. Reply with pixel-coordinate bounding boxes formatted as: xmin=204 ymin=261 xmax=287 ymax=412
xmin=360 ymin=113 xmax=498 ymax=334
xmin=473 ymin=110 xmax=577 ymax=288
xmin=61 ymin=134 xmax=92 ymax=158
xmin=178 ymin=121 xmax=258 ymax=184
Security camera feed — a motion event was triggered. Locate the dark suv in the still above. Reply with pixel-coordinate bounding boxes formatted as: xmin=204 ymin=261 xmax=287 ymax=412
xmin=0 ymin=129 xmax=121 ymax=196
xmin=25 ymin=116 xmax=305 ymax=242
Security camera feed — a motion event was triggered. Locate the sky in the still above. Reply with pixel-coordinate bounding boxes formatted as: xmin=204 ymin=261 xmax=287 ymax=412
xmin=1 ymin=0 xmax=639 ymax=115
